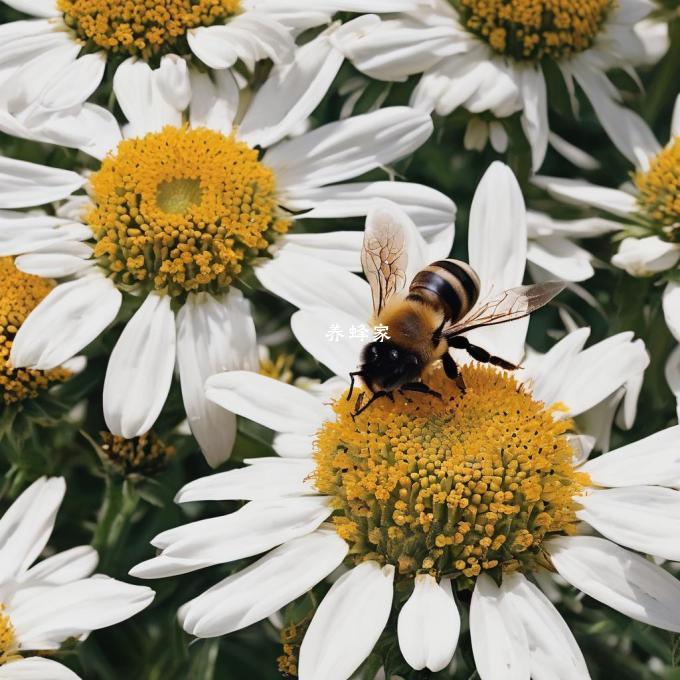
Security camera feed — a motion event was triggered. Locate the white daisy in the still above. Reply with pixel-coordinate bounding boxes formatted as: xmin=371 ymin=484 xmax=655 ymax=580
xmin=338 ymin=0 xmax=656 ymax=170
xmin=0 ymin=0 xmax=429 ymax=142
xmin=534 ymin=93 xmax=680 ymax=417
xmin=129 ymin=166 xmax=656 ymax=680
xmin=0 ymin=32 xmax=452 ymax=468
xmin=0 ymin=477 xmax=154 ymax=678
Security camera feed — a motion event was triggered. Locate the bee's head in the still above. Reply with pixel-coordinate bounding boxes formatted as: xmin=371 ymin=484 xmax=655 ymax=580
xmin=358 ymin=340 xmax=422 ymax=392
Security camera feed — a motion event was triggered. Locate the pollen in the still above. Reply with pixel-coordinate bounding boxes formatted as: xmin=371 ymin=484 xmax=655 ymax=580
xmin=458 ymin=0 xmax=614 ymax=61
xmin=0 ymin=258 xmax=71 ymax=405
xmin=58 ymin=0 xmax=241 ymax=59
xmin=88 ymin=126 xmax=290 ymax=297
xmin=634 ymin=137 xmax=680 ymax=235
xmin=99 ymin=430 xmax=175 ymax=476
xmin=0 ymin=605 xmax=19 ymax=666
xmin=314 ymin=364 xmax=588 ymax=587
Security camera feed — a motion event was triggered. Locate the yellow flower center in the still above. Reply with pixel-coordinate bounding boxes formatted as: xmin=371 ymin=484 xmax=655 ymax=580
xmin=634 ymin=138 xmax=680 ymax=237
xmin=0 ymin=605 xmax=19 ymax=665
xmin=99 ymin=431 xmax=175 ymax=476
xmin=58 ymin=0 xmax=241 ymax=59
xmin=89 ymin=126 xmax=290 ymax=296
xmin=0 ymin=258 xmax=71 ymax=405
xmin=314 ymin=365 xmax=588 ymax=587
xmin=458 ymin=0 xmax=614 ymax=61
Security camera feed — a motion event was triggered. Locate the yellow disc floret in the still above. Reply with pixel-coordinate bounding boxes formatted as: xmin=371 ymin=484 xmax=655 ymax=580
xmin=458 ymin=0 xmax=614 ymax=61
xmin=99 ymin=431 xmax=175 ymax=476
xmin=58 ymin=0 xmax=241 ymax=59
xmin=0 ymin=258 xmax=71 ymax=405
xmin=89 ymin=126 xmax=290 ymax=296
xmin=634 ymin=137 xmax=680 ymax=234
xmin=315 ymin=364 xmax=588 ymax=587
xmin=0 ymin=605 xmax=19 ymax=665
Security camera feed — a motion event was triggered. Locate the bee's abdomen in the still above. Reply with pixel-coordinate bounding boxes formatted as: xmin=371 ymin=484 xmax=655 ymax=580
xmin=408 ymin=259 xmax=480 ymax=322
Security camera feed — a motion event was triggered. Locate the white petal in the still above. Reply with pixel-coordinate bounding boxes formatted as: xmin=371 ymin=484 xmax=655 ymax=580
xmin=0 ymin=477 xmax=64 ymax=583
xmin=470 ymin=574 xmax=530 ymax=680
xmin=113 ymin=58 xmax=184 ymax=136
xmin=103 ymin=293 xmax=176 ymax=439
xmin=177 ymin=291 xmax=258 ymax=468
xmin=578 ymin=486 xmax=680 ymax=561
xmin=132 ymin=497 xmax=332 ymax=577
xmin=21 ymin=546 xmax=97 ymax=585
xmin=175 ymin=458 xmax=317 ymax=503
xmin=273 ymin=231 xmax=364 ymax=271
xmin=612 ymin=236 xmax=680 ymax=276
xmin=10 ymin=273 xmax=121 ymax=370
xmin=501 ymin=573 xmax=589 ymax=680
xmin=15 ymin=249 xmax=92 ymax=278
xmin=547 ymin=535 xmax=680 ymax=632
xmin=527 ymin=237 xmax=594 ymax=283
xmin=188 ymin=69 xmax=239 ymax=134
xmin=0 ymin=156 xmax=84 ymax=208
xmin=532 ymin=176 xmax=637 ymax=217
xmin=206 ymin=371 xmax=332 ymax=435
xmin=155 ymin=54 xmax=191 ymax=111
xmin=281 ymin=180 xmax=456 ymax=245
xmin=39 ymin=52 xmax=106 ymax=111
xmin=265 ymin=107 xmax=432 ymax=191
xmin=0 ymin=658 xmax=79 ymax=680
xmin=239 ymin=28 xmax=343 ymax=148
xmin=188 ymin=12 xmax=293 ymax=71
xmin=663 ymin=282 xmax=680 ymax=342
xmin=179 ymin=528 xmax=348 ymax=637
xmin=557 ymin=333 xmax=649 ymax=417
xmin=298 ymin=561 xmax=394 ymax=680
xmin=291 ymin=309 xmax=363 ymax=379
xmin=273 ymin=432 xmax=317 ymax=459
xmin=0 ymin=215 xmax=91 ymax=257
xmin=518 ymin=66 xmax=548 ymax=172
xmin=1 ymin=0 xmax=58 ymax=16
xmin=256 ymin=251 xmax=372 ymax=320
xmin=580 ymin=426 xmax=680 ymax=487
xmin=466 ymin=161 xmax=528 ymax=363
xmin=10 ymin=576 xmax=154 ymax=648
xmin=398 ymin=575 xmax=459 ymax=672
xmin=672 ymin=92 xmax=680 ymax=139
xmin=666 ymin=345 xmax=680 ymax=422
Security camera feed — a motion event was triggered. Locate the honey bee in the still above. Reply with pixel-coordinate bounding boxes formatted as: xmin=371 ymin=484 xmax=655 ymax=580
xmin=348 ymin=206 xmax=565 ymax=416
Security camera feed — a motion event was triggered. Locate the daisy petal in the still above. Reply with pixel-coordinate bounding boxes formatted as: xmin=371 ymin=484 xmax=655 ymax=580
xmin=273 ymin=432 xmax=317 ymax=459
xmin=175 ymin=458 xmax=317 ymax=503
xmin=666 ymin=346 xmax=680 ymax=422
xmin=548 ymin=535 xmax=680 ymax=632
xmin=188 ymin=69 xmax=239 ymax=135
xmin=21 ymin=546 xmax=98 ymax=585
xmin=273 ymin=231 xmax=364 ymax=271
xmin=466 ymin=161 xmax=528 ymax=363
xmin=578 ymin=486 xmax=680 ymax=561
xmin=398 ymin=575 xmax=459 ymax=672
xmin=0 ymin=477 xmax=64 ymax=583
xmin=1 ymin=0 xmax=58 ymax=16
xmin=177 ymin=291 xmax=258 ymax=468
xmin=256 ymin=251 xmax=371 ymax=320
xmin=0 ymin=658 xmax=79 ymax=680
xmin=663 ymin=282 xmax=680 ymax=342
xmin=518 ymin=66 xmax=548 ymax=172
xmin=501 ymin=572 xmax=589 ymax=680
xmin=10 ymin=576 xmax=154 ymax=648
xmin=265 ymin=107 xmax=432 ymax=191
xmin=179 ymin=528 xmax=348 ymax=637
xmin=39 ymin=53 xmax=106 ymax=111
xmin=10 ymin=273 xmax=121 ymax=370
xmin=532 ymin=176 xmax=637 ymax=216
xmin=672 ymin=93 xmax=680 ymax=139
xmin=580 ymin=426 xmax=680 ymax=487
xmin=239 ymin=29 xmax=343 ymax=148
xmin=0 ymin=156 xmax=84 ymax=208
xmin=15 ymin=247 xmax=92 ymax=278
xmin=470 ymin=574 xmax=530 ymax=680
xmin=103 ymin=292 xmax=176 ymax=439
xmin=298 ymin=561 xmax=394 ymax=680
xmin=206 ymin=371 xmax=332 ymax=435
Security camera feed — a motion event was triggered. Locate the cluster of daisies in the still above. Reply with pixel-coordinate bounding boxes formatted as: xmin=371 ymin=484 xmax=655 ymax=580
xmin=0 ymin=0 xmax=678 ymax=678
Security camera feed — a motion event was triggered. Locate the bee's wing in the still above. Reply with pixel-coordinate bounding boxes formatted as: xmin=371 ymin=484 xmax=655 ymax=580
xmin=361 ymin=203 xmax=409 ymax=316
xmin=443 ymin=281 xmax=565 ymax=337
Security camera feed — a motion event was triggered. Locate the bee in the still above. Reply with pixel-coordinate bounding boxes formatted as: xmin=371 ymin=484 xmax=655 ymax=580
xmin=348 ymin=206 xmax=565 ymax=416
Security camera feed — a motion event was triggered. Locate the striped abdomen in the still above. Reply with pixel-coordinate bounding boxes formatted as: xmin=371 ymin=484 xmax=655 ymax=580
xmin=408 ymin=259 xmax=480 ymax=323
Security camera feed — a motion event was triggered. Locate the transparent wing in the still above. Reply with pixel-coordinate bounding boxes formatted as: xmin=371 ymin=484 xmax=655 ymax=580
xmin=361 ymin=206 xmax=409 ymax=315
xmin=443 ymin=281 xmax=566 ymax=337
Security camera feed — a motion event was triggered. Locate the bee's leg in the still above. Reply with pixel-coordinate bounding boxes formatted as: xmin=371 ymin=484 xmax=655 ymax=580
xmin=447 ymin=336 xmax=519 ymax=370
xmin=347 ymin=371 xmax=363 ymax=401
xmin=401 ymin=382 xmax=442 ymax=400
xmin=442 ymin=352 xmax=466 ymax=394
xmin=352 ymin=390 xmax=390 ymax=418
